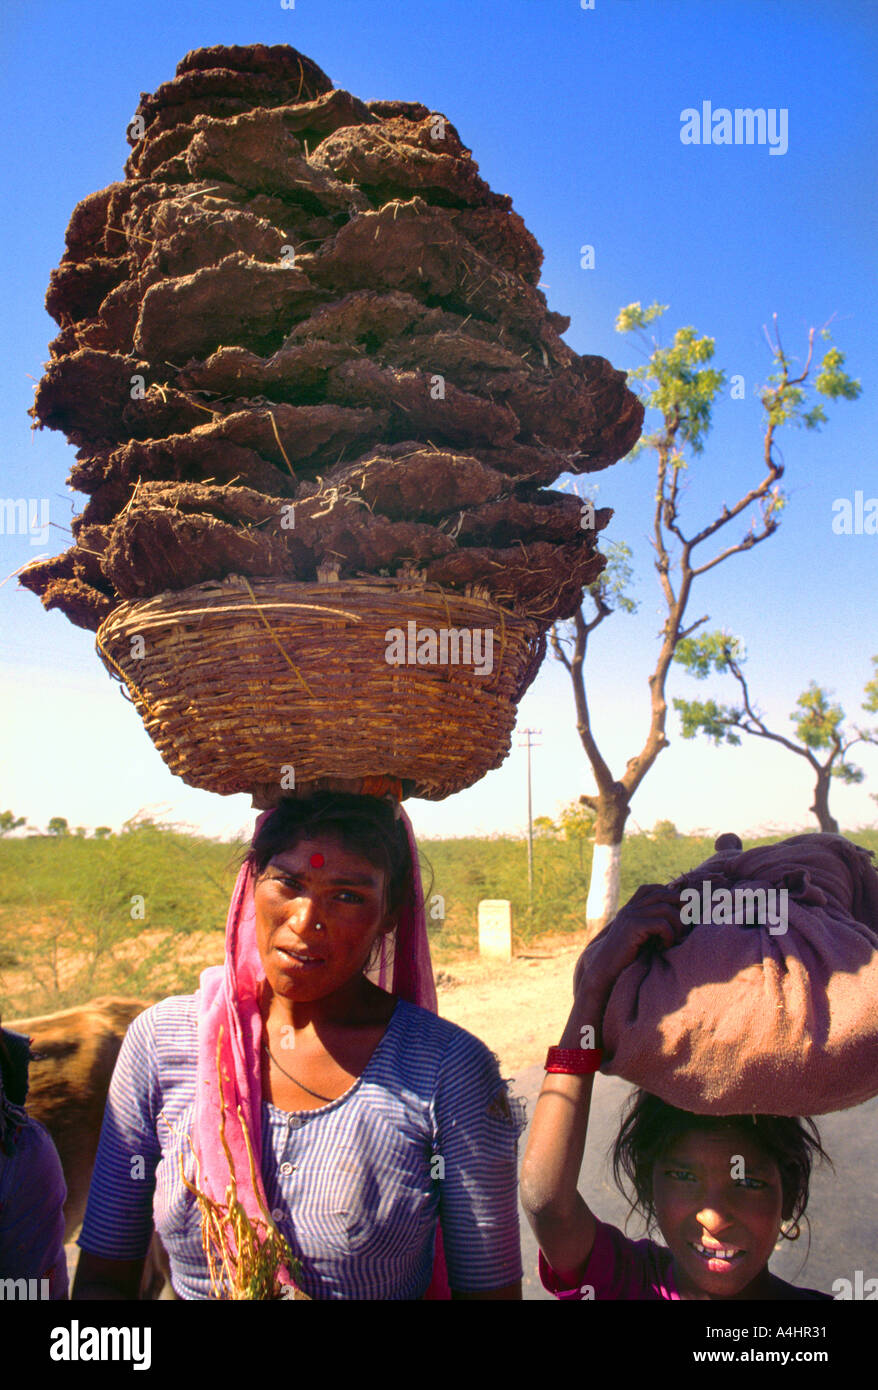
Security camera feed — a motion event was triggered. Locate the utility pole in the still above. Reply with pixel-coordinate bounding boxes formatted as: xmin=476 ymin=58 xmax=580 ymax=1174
xmin=519 ymin=728 xmax=542 ymax=905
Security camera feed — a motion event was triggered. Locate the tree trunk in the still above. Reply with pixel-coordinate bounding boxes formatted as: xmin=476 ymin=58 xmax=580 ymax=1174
xmin=584 ymin=784 xmax=631 ymax=938
xmin=810 ymin=772 xmax=840 ymax=834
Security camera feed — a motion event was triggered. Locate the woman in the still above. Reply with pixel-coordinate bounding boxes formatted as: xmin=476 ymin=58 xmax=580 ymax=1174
xmin=73 ymin=787 xmax=523 ymax=1299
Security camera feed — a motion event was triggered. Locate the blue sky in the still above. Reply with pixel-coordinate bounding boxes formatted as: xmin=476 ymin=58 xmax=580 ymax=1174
xmin=1 ymin=0 xmax=876 ymax=844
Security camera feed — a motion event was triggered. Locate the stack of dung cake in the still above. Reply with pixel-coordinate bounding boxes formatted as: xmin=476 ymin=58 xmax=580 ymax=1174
xmin=21 ymin=43 xmax=643 ymax=800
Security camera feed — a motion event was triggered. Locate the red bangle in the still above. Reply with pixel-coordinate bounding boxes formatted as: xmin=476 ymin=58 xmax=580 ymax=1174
xmin=545 ymin=1046 xmax=603 ymax=1074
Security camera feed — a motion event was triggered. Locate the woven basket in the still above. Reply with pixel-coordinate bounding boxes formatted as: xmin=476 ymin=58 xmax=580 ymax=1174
xmin=95 ymin=576 xmax=547 ymax=800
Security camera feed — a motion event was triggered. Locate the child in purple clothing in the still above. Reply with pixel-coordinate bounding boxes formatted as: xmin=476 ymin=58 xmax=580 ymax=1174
xmin=0 ymin=1027 xmax=68 ymax=1299
xmin=521 ymin=884 xmax=832 ymax=1301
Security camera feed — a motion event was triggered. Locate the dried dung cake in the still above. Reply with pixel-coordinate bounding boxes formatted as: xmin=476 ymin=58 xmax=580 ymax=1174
xmin=21 ymin=42 xmax=642 ymax=636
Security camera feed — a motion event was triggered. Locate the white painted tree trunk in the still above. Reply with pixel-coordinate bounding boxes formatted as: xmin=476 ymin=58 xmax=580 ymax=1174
xmin=586 ymin=841 xmax=622 ymax=936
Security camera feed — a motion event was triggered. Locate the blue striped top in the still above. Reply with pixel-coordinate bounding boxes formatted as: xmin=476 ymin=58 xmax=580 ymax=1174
xmin=78 ymin=994 xmax=524 ymax=1299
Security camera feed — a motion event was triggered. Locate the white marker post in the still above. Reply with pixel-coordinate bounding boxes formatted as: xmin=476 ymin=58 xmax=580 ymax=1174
xmin=477 ymin=900 xmax=513 ymax=961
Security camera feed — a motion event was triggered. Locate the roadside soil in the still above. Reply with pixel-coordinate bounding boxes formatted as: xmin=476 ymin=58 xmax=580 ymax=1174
xmin=435 ymin=931 xmax=585 ymax=1073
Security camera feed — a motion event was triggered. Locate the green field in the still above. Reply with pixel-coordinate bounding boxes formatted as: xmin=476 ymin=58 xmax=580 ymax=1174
xmin=2 ymin=820 xmax=876 ymax=1019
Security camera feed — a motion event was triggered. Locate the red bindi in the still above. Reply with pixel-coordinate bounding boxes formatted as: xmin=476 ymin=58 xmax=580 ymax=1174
xmin=309 ymin=852 xmax=325 ymax=868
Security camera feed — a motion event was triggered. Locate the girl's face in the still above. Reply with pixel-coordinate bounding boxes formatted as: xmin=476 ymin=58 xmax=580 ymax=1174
xmin=253 ymin=835 xmax=394 ymax=1003
xmin=652 ymin=1127 xmax=787 ymax=1299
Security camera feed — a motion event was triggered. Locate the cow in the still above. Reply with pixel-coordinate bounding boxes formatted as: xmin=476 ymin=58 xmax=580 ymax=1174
xmin=4 ymin=996 xmax=171 ymax=1299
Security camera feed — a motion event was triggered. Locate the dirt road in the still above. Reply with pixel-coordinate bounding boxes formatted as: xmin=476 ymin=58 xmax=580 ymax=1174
xmin=435 ymin=935 xmax=583 ymax=1073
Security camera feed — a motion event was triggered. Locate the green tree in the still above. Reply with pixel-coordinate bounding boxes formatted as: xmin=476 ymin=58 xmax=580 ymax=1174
xmin=0 ymin=810 xmax=26 ymax=836
xmin=557 ymin=800 xmax=596 ymax=869
xmin=93 ymin=826 xmax=113 ymax=839
xmin=674 ymin=638 xmax=878 ymax=833
xmin=551 ymin=303 xmax=860 ymax=936
xmin=47 ymin=816 xmax=70 ymax=837
xmin=532 ymin=816 xmax=559 ymax=838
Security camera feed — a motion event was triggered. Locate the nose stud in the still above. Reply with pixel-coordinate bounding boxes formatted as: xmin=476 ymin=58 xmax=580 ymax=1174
xmin=314 ymin=922 xmax=325 ymax=932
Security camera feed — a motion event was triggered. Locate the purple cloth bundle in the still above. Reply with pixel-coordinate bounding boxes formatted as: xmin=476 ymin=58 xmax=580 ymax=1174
xmin=600 ymin=833 xmax=878 ymax=1115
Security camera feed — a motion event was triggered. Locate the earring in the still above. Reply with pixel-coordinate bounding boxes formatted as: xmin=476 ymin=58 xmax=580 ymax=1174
xmin=781 ymin=1218 xmax=801 ymax=1242
xmin=314 ymin=922 xmax=325 ymax=932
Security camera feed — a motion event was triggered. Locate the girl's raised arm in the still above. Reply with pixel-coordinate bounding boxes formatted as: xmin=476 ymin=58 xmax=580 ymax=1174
xmin=519 ymin=885 xmax=682 ymax=1286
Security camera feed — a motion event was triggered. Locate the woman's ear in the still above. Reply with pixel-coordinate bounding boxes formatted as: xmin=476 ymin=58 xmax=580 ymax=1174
xmin=380 ymin=912 xmax=398 ymax=938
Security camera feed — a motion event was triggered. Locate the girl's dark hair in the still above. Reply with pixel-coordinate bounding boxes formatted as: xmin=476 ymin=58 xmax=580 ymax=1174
xmin=612 ymin=1089 xmax=831 ymax=1237
xmin=244 ymin=792 xmax=416 ymax=924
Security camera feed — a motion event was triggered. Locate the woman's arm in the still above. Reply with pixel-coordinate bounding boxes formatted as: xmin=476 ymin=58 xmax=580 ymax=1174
xmin=520 ymin=885 xmax=683 ymax=1287
xmin=73 ymin=1007 xmax=162 ymax=1297
xmin=73 ymin=1250 xmax=146 ymax=1301
xmin=452 ymin=1280 xmax=521 ymax=1300
xmin=434 ymin=1032 xmax=525 ymax=1300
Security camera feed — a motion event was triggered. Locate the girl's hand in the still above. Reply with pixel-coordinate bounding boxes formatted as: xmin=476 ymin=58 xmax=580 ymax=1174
xmin=566 ymin=884 xmax=683 ymax=1044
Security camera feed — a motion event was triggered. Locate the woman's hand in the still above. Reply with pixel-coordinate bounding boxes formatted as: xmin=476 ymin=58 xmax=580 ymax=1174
xmin=72 ymin=1249 xmax=147 ymax=1300
xmin=563 ymin=884 xmax=683 ymax=1049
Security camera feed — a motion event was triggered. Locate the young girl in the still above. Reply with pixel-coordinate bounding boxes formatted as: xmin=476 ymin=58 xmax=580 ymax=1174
xmin=520 ymin=883 xmax=832 ymax=1300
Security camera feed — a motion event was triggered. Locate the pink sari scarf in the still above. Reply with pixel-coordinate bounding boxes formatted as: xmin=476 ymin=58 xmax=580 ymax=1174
xmin=191 ymin=800 xmax=450 ymax=1299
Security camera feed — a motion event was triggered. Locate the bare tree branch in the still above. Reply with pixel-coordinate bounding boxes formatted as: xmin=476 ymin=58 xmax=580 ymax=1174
xmin=722 ymin=658 xmax=822 ymax=769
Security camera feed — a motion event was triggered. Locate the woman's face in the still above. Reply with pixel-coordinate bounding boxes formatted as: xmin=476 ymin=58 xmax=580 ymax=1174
xmin=253 ymin=834 xmax=394 ymax=1003
xmin=651 ymin=1127 xmax=787 ymax=1299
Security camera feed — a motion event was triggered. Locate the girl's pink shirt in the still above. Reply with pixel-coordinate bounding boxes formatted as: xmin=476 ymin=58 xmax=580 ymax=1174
xmin=539 ymin=1221 xmax=832 ymax=1301
xmin=539 ymin=1220 xmax=681 ymax=1301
